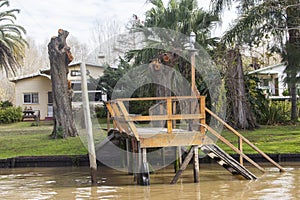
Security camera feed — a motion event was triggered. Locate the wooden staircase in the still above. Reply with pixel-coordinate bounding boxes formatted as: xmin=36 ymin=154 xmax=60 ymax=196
xmin=201 ymin=144 xmax=257 ymax=180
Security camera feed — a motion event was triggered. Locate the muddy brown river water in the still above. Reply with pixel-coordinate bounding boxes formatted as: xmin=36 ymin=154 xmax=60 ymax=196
xmin=0 ymin=163 xmax=299 ymax=200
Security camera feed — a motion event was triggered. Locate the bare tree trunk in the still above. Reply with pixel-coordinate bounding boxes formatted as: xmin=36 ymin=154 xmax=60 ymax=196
xmin=225 ymin=49 xmax=257 ymax=130
xmin=48 ymin=29 xmax=78 ymax=138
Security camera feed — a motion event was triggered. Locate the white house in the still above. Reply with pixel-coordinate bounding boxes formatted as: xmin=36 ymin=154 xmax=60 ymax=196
xmin=9 ymin=61 xmax=107 ymax=120
xmin=248 ymin=63 xmax=300 ymax=99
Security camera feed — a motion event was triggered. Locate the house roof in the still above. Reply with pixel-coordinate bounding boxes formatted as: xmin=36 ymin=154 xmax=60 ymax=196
xmin=69 ymin=61 xmax=104 ymax=68
xmin=9 ymin=72 xmax=51 ymax=82
xmin=10 ymin=61 xmax=105 ymax=82
xmin=39 ymin=61 xmax=105 ymax=74
xmin=248 ymin=63 xmax=286 ymax=75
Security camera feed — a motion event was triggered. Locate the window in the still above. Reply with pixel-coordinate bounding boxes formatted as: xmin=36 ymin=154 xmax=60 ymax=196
xmin=261 ymin=79 xmax=269 ymax=87
xmin=24 ymin=93 xmax=39 ymax=104
xmin=48 ymin=91 xmax=53 ymax=104
xmin=71 ymin=70 xmax=81 ymax=76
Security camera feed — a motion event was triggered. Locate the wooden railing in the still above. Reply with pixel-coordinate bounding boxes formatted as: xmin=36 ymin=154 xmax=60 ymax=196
xmin=205 ymin=107 xmax=285 ymax=172
xmin=106 ymin=96 xmax=206 ymax=140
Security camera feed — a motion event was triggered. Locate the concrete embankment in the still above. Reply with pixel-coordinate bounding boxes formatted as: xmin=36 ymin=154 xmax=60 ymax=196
xmin=0 ymin=153 xmax=299 ymax=168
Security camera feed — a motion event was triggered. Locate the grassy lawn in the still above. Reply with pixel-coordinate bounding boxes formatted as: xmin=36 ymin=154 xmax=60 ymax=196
xmin=0 ymin=121 xmax=88 ymax=159
xmin=0 ymin=121 xmax=299 ymax=159
xmin=216 ymin=124 xmax=300 ymax=154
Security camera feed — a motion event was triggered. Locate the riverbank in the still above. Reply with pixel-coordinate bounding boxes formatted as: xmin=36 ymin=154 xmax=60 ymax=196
xmin=1 ymin=153 xmax=300 ymax=168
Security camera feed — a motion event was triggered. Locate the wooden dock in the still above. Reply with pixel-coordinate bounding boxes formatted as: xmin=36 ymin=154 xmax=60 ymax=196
xmin=103 ymin=95 xmax=285 ymax=185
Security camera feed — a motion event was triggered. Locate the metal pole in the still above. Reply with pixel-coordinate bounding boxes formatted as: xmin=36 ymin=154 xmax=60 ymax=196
xmin=80 ymin=62 xmax=97 ymax=186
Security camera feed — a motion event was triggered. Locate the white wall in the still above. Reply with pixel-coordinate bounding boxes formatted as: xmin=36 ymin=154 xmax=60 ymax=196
xmin=14 ymin=76 xmax=52 ymax=120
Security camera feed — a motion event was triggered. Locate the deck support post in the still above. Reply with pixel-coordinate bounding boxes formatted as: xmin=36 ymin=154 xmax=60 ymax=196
xmin=138 ymin=147 xmax=150 ymax=186
xmin=161 ymin=148 xmax=166 ymax=167
xmin=132 ymin=138 xmax=138 ymax=182
xmin=170 ymin=146 xmax=194 ymax=184
xmin=193 ymin=145 xmax=200 ymax=183
xmin=126 ymin=138 xmax=132 ymax=174
xmin=174 ymin=146 xmax=182 ymax=173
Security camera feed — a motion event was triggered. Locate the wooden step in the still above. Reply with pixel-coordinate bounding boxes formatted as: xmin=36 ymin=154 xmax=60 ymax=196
xmin=201 ymin=144 xmax=257 ymax=180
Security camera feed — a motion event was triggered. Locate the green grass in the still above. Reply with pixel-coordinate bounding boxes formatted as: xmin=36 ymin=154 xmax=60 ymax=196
xmin=215 ymin=124 xmax=300 ymax=154
xmin=0 ymin=121 xmax=300 ymax=159
xmin=0 ymin=121 xmax=88 ymax=159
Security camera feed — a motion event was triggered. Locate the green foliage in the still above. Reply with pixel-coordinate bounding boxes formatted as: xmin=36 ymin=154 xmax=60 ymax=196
xmin=0 ymin=0 xmax=27 ymax=75
xmin=211 ymin=0 xmax=300 ymax=121
xmin=145 ymin=0 xmax=219 ymax=49
xmin=56 ymin=126 xmax=64 ymax=139
xmin=0 ymin=100 xmax=13 ymax=108
xmin=95 ymin=106 xmax=107 ymax=118
xmin=259 ymin=101 xmax=291 ymax=125
xmin=245 ymin=75 xmax=269 ymax=123
xmin=94 ymin=59 xmax=131 ymax=100
xmin=246 ymin=75 xmax=291 ymax=125
xmin=0 ymin=106 xmax=22 ymax=124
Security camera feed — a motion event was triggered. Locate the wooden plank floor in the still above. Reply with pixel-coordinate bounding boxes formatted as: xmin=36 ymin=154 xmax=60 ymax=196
xmin=135 ymin=127 xmax=204 ymax=148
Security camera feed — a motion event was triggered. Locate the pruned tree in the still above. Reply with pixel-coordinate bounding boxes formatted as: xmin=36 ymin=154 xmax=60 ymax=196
xmin=224 ymin=49 xmax=257 ymax=129
xmin=48 ymin=29 xmax=78 ymax=138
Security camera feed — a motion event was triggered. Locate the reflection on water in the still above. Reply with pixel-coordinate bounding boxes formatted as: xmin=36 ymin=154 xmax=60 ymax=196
xmin=0 ymin=163 xmax=299 ymax=200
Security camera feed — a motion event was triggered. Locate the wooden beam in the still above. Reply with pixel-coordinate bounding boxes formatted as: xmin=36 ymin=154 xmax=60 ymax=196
xmin=167 ymin=98 xmax=172 ymax=133
xmin=80 ymin=62 xmax=97 ymax=186
xmin=193 ymin=146 xmax=200 ymax=183
xmin=170 ymin=146 xmax=194 ymax=184
xmin=238 ymin=136 xmax=244 ymax=165
xmin=139 ymin=132 xmax=204 ymax=148
xmin=114 ymin=96 xmax=202 ymax=102
xmin=200 ymin=96 xmax=206 ymax=134
xmin=117 ymin=101 xmax=139 ymax=140
xmin=128 ymin=114 xmax=205 ymax=121
xmin=110 ymin=103 xmax=130 ymax=133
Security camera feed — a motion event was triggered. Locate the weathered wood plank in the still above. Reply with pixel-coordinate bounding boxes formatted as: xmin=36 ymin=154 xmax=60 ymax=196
xmin=139 ymin=132 xmax=204 ymax=148
xmin=170 ymin=146 xmax=194 ymax=184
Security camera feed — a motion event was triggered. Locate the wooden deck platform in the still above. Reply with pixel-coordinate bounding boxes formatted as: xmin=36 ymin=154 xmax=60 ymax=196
xmin=136 ymin=127 xmax=204 ymax=148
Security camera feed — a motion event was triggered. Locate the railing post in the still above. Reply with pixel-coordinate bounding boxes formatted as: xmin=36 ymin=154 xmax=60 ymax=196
xmin=238 ymin=136 xmax=243 ymax=165
xmin=173 ymin=101 xmax=177 ymax=128
xmin=167 ymin=98 xmax=172 ymax=133
xmin=200 ymin=96 xmax=206 ymax=134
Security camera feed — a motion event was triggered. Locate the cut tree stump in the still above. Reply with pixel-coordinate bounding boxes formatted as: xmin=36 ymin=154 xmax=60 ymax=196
xmin=48 ymin=29 xmax=78 ymax=138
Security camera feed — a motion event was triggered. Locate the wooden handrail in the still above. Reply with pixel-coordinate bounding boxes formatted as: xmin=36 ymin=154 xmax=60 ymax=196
xmin=127 ymin=114 xmax=205 ymax=121
xmin=205 ymin=107 xmax=285 ymax=172
xmin=111 ymin=95 xmax=203 ymax=102
xmin=206 ymin=126 xmax=265 ymax=172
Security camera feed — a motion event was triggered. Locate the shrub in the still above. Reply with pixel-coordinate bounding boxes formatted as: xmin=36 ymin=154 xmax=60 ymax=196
xmin=259 ymin=101 xmax=291 ymax=125
xmin=0 ymin=106 xmax=23 ymax=124
xmin=95 ymin=106 xmax=107 ymax=118
xmin=0 ymin=100 xmax=13 ymax=109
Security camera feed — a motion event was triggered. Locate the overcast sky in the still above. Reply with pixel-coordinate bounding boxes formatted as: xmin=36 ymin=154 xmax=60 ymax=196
xmin=9 ymin=0 xmax=236 ymax=46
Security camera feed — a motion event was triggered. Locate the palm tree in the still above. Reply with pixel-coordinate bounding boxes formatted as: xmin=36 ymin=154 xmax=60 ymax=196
xmin=0 ymin=0 xmax=27 ymax=76
xmin=145 ymin=0 xmax=218 ymax=49
xmin=128 ymin=0 xmax=219 ymax=78
xmin=211 ymin=0 xmax=300 ymax=121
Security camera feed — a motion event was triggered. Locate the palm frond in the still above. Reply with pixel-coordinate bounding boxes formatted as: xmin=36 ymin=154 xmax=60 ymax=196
xmin=221 ymin=1 xmax=286 ymax=47
xmin=0 ymin=0 xmax=27 ymax=76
